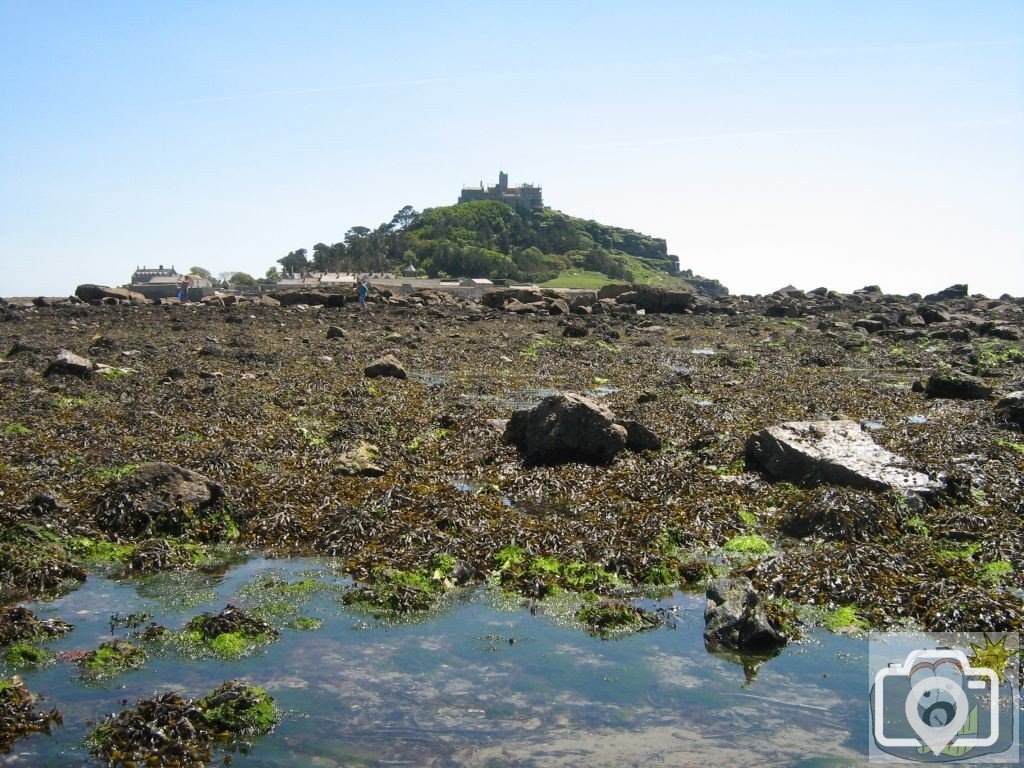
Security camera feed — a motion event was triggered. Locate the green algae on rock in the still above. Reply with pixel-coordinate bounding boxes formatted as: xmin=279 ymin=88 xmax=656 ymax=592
xmin=87 ymin=680 xmax=276 ymax=766
xmin=179 ymin=604 xmax=279 ymax=658
xmin=79 ymin=640 xmax=147 ymax=679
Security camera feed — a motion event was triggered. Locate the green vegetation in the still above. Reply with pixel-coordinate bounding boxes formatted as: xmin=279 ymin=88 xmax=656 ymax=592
xmin=823 ymin=605 xmax=870 ymax=632
xmin=935 ymin=542 xmax=981 ymax=562
xmin=407 ymin=428 xmax=449 ymax=452
xmin=274 ymin=200 xmax=702 ymax=287
xmin=287 ymin=617 xmax=323 ymax=631
xmin=342 ymin=557 xmax=459 ymax=615
xmin=996 ymin=439 xmax=1024 ymax=454
xmin=3 ymin=643 xmax=52 ymax=668
xmin=902 ymin=515 xmax=930 ymax=537
xmin=197 ymin=681 xmax=277 ymax=736
xmin=66 ymin=537 xmax=134 ymax=565
xmin=91 ymin=463 xmax=141 ymax=483
xmin=2 ymin=423 xmax=31 ymax=436
xmin=981 ymin=560 xmax=1013 ymax=584
xmin=178 ymin=606 xmax=279 ymax=659
xmin=520 ymin=337 xmax=557 ymax=358
xmin=576 ymin=597 xmax=661 ymax=636
xmin=723 ymin=534 xmax=773 ymax=556
xmin=80 ymin=640 xmax=147 ymax=678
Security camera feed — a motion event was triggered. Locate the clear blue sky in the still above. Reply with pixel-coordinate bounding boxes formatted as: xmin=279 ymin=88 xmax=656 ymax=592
xmin=2 ymin=1 xmax=1022 ymax=297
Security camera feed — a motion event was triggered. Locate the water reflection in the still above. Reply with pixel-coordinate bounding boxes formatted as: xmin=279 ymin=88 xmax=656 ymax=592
xmin=5 ymin=557 xmax=867 ymax=766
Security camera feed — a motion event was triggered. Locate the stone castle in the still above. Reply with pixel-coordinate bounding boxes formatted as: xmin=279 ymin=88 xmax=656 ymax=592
xmin=458 ymin=171 xmax=543 ymax=210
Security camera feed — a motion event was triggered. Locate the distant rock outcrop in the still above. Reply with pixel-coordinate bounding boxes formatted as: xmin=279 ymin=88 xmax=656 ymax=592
xmin=75 ymin=284 xmax=147 ymax=304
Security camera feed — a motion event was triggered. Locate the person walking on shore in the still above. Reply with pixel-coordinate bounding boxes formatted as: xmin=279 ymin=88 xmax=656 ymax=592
xmin=177 ymin=276 xmax=190 ymax=304
xmin=357 ymin=278 xmax=368 ymax=310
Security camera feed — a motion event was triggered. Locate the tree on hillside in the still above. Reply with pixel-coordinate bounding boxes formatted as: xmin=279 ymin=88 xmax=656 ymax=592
xmin=189 ymin=266 xmax=213 ymax=280
xmin=389 ymin=205 xmax=419 ymax=231
xmin=230 ymin=272 xmax=257 ymax=286
xmin=264 ymin=266 xmax=280 ymax=282
xmin=278 ymin=249 xmax=309 ymax=277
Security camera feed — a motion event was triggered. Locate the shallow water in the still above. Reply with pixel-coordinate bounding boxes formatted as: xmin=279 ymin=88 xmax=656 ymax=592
xmin=3 ymin=557 xmax=868 ymax=767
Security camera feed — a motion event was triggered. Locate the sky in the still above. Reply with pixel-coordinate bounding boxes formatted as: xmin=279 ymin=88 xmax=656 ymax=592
xmin=1 ymin=1 xmax=1022 ymax=298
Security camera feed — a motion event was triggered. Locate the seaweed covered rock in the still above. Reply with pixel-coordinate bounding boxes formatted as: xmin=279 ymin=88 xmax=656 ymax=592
xmin=0 ymin=606 xmax=72 ymax=645
xmin=780 ymin=487 xmax=905 ymax=542
xmin=93 ymin=462 xmax=232 ymax=541
xmin=0 ymin=522 xmax=86 ymax=598
xmin=577 ymin=598 xmax=661 ymax=636
xmin=79 ymin=639 xmax=147 ymax=678
xmin=334 ymin=440 xmax=385 ymax=477
xmin=704 ymin=577 xmax=786 ymax=653
xmin=88 ymin=681 xmax=276 ymax=767
xmin=364 ymin=354 xmax=407 ymax=379
xmin=745 ymin=420 xmax=941 ymax=494
xmin=0 ymin=676 xmax=62 ymax=753
xmin=503 ymin=392 xmax=660 ymax=465
xmin=995 ymin=391 xmax=1024 ymax=430
xmin=924 ymin=372 xmax=993 ymax=400
xmin=182 ymin=604 xmax=278 ymax=657
xmin=197 ymin=679 xmax=277 ymax=736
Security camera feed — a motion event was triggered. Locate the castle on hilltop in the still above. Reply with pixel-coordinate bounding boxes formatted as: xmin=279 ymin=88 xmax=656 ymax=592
xmin=458 ymin=171 xmax=543 ymax=210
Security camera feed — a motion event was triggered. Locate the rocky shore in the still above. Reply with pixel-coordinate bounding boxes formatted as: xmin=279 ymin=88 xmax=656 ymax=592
xmin=2 ymin=280 xmax=1023 ymax=637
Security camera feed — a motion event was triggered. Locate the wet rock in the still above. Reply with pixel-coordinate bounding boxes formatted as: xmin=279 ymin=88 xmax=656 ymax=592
xmin=43 ymin=349 xmax=94 ymax=378
xmin=745 ymin=420 xmax=941 ymax=494
xmin=704 ymin=577 xmax=786 ymax=652
xmin=326 ymin=325 xmax=347 ymax=339
xmin=925 ymin=372 xmax=993 ymax=400
xmin=364 ymin=354 xmax=407 ymax=379
xmin=561 ymin=323 xmax=588 ymax=338
xmin=995 ymin=391 xmax=1024 ymax=429
xmin=334 ymin=441 xmax=385 ymax=477
xmin=93 ymin=462 xmax=229 ymax=540
xmin=503 ymin=393 xmax=635 ymax=465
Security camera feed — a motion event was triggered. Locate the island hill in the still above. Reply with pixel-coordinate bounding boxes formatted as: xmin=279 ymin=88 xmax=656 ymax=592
xmin=272 ymin=172 xmax=727 ymax=297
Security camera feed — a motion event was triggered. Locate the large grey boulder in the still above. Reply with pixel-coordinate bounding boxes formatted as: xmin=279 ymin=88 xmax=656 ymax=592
xmin=745 ymin=420 xmax=941 ymax=494
xmin=704 ymin=577 xmax=786 ymax=653
xmin=503 ymin=392 xmax=660 ymax=465
xmin=364 ymin=354 xmax=407 ymax=379
xmin=43 ymin=350 xmax=94 ymax=378
xmin=995 ymin=391 xmax=1024 ymax=430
